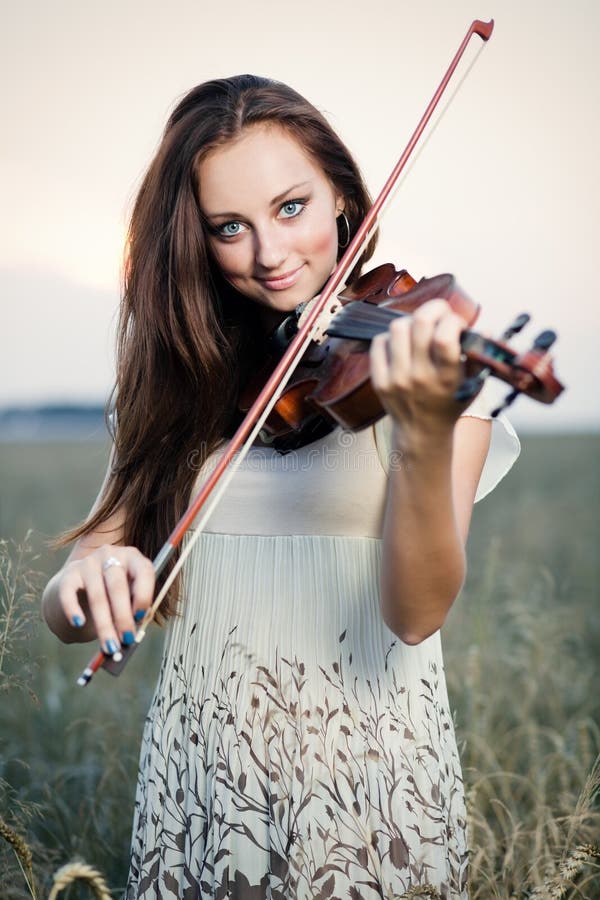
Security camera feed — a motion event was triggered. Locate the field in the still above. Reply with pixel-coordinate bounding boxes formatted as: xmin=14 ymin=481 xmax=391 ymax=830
xmin=0 ymin=435 xmax=598 ymax=898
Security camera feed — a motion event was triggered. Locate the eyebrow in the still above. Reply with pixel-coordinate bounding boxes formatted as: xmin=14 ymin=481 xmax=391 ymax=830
xmin=203 ymin=181 xmax=312 ymax=220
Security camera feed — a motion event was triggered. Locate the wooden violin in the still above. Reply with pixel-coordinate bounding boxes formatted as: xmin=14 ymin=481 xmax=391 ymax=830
xmin=239 ymin=263 xmax=564 ymax=452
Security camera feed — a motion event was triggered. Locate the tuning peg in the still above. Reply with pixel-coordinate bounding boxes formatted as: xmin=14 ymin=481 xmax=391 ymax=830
xmin=533 ymin=329 xmax=557 ymax=351
xmin=455 ymin=314 xmax=528 ymax=403
xmin=491 ymin=388 xmax=520 ymax=418
xmin=501 ymin=313 xmax=530 ymax=340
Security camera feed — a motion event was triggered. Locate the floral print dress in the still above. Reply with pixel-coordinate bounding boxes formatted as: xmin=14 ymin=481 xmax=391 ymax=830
xmin=126 ymin=404 xmax=519 ymax=900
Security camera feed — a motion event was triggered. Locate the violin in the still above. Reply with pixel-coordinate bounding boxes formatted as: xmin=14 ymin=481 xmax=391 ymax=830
xmin=239 ymin=263 xmax=564 ymax=453
xmin=77 ymin=17 xmax=564 ymax=685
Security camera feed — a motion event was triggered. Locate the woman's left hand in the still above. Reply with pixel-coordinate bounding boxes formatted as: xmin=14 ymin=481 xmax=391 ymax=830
xmin=369 ymin=299 xmax=468 ymax=437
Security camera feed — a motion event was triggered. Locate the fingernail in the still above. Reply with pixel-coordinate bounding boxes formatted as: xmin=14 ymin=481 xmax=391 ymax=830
xmin=104 ymin=639 xmax=119 ymax=655
xmin=133 ymin=609 xmax=146 ymax=622
xmin=72 ymin=615 xmax=84 ymax=628
xmin=121 ymin=630 xmax=135 ymax=646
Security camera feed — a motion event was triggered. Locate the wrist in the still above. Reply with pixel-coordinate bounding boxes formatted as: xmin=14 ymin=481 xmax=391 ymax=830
xmin=390 ymin=418 xmax=455 ymax=463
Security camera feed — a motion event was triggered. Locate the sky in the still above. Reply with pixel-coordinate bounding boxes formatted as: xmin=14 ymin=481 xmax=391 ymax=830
xmin=1 ymin=0 xmax=599 ymax=431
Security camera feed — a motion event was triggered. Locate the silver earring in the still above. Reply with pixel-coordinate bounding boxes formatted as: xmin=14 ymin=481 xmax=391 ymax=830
xmin=337 ymin=212 xmax=350 ymax=249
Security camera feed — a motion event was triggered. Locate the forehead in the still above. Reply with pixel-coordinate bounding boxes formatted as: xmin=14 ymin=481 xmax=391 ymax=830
xmin=197 ymin=123 xmax=330 ymax=213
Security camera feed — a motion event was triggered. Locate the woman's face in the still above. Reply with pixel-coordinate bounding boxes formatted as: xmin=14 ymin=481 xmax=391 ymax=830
xmin=197 ymin=124 xmax=344 ymax=320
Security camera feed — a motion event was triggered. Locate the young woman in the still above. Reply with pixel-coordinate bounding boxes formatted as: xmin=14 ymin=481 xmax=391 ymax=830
xmin=42 ymin=75 xmax=519 ymax=898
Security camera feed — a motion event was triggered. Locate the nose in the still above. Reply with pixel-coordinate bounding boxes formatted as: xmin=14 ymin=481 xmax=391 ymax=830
xmin=253 ymin=224 xmax=287 ymax=271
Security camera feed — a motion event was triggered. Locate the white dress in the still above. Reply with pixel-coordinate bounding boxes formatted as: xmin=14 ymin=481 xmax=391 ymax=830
xmin=126 ymin=393 xmax=519 ymax=900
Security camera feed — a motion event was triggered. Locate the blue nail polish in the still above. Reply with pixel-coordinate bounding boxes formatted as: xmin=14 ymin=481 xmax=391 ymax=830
xmin=72 ymin=615 xmax=84 ymax=628
xmin=104 ymin=639 xmax=119 ymax=655
xmin=122 ymin=630 xmax=135 ymax=646
xmin=133 ymin=609 xmax=146 ymax=622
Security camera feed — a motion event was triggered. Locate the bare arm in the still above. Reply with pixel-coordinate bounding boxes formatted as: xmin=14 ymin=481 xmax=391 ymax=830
xmin=41 ymin=460 xmax=155 ymax=652
xmin=370 ymin=299 xmax=491 ymax=644
xmin=379 ymin=416 xmax=490 ymax=643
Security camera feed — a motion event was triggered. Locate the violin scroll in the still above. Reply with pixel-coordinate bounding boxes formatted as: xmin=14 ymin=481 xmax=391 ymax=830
xmin=457 ymin=314 xmax=564 ymax=416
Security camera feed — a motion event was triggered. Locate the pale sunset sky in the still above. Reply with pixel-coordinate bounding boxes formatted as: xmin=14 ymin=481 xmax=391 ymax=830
xmin=1 ymin=0 xmax=598 ymax=430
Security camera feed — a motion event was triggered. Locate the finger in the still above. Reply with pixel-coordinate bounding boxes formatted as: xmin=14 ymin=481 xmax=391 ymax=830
xmin=412 ymin=298 xmax=450 ymax=316
xmin=430 ymin=310 xmax=465 ymax=369
xmin=127 ymin=550 xmax=156 ymax=623
xmin=79 ymin=555 xmax=122 ymax=655
xmin=385 ymin=316 xmax=412 ymax=386
xmin=370 ymin=331 xmax=393 ymax=395
xmin=411 ymin=298 xmax=450 ymax=332
xmin=57 ymin=567 xmax=89 ymax=629
xmin=101 ymin=556 xmax=139 ymax=647
xmin=410 ymin=300 xmax=450 ymax=363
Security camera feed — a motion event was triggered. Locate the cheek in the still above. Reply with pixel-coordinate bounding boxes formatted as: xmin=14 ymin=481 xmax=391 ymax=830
xmin=301 ymin=217 xmax=338 ymax=262
xmin=210 ymin=241 xmax=248 ymax=278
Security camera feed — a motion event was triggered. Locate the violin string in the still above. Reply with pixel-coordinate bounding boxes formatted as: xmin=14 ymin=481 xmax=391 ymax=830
xmin=327 ymin=303 xmax=406 ymax=340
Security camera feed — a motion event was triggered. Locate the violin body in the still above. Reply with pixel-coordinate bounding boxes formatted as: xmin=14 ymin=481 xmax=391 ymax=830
xmin=309 ymin=267 xmax=480 ymax=430
xmin=240 ymin=263 xmax=563 ymax=451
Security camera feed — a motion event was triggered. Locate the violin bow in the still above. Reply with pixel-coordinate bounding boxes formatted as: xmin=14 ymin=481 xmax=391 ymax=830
xmin=78 ymin=18 xmax=495 ymax=685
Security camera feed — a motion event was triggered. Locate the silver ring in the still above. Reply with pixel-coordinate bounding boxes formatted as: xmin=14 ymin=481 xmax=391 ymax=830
xmin=102 ymin=556 xmax=122 ymax=572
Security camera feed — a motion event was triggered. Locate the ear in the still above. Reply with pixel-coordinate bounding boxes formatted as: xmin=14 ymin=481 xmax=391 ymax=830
xmin=335 ymin=194 xmax=346 ymax=216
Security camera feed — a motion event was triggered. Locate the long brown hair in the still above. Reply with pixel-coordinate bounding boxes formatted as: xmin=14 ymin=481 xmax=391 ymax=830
xmin=61 ymin=74 xmax=377 ymax=618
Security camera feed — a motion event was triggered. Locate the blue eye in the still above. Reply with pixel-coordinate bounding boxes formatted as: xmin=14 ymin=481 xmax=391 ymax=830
xmin=218 ymin=221 xmax=243 ymax=237
xmin=280 ymin=200 xmax=305 ymax=219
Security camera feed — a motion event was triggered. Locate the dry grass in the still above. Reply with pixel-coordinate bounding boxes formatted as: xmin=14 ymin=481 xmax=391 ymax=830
xmin=0 ymin=435 xmax=598 ymax=897
xmin=0 ymin=534 xmax=40 ymax=700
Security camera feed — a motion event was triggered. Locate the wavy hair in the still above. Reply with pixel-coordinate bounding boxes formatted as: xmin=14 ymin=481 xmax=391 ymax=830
xmin=61 ymin=74 xmax=377 ymax=619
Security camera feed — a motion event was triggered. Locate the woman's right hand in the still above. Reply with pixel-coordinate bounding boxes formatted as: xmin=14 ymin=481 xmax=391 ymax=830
xmin=42 ymin=545 xmax=155 ymax=653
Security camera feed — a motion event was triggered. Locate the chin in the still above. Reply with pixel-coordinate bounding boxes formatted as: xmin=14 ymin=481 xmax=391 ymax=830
xmin=257 ymin=288 xmax=309 ymax=312
xmin=271 ymin=293 xmax=306 ymax=311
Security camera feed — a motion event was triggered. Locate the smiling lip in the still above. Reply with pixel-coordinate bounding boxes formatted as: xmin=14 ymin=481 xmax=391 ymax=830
xmin=258 ymin=265 xmax=305 ymax=291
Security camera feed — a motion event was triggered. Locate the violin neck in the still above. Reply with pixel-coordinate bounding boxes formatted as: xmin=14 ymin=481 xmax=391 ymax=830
xmin=325 ymin=303 xmax=404 ymax=341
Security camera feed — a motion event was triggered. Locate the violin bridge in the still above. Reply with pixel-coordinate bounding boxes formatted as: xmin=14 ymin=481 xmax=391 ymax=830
xmin=296 ymin=295 xmax=343 ymax=345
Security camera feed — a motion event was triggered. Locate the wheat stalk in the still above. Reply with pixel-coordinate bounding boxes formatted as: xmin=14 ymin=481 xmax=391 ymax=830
xmin=48 ymin=861 xmax=112 ymax=899
xmin=398 ymin=887 xmax=441 ymax=899
xmin=529 ymin=843 xmax=600 ymax=898
xmin=0 ymin=815 xmax=36 ymax=898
